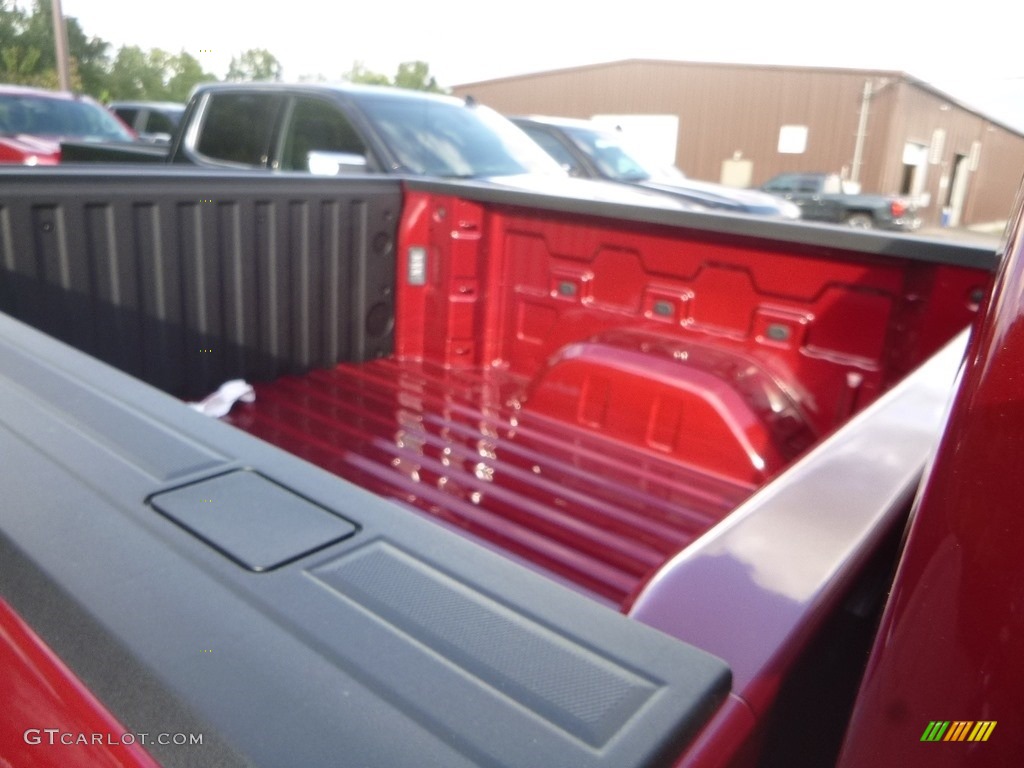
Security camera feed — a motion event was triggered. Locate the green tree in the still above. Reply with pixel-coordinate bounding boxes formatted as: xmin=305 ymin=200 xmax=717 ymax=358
xmin=0 ymin=1 xmax=47 ymax=86
xmin=0 ymin=1 xmax=25 ymax=54
xmin=166 ymin=51 xmax=216 ymax=101
xmin=342 ymin=60 xmax=390 ymax=86
xmin=1 ymin=45 xmax=50 ymax=87
xmin=63 ymin=14 xmax=110 ymax=94
xmin=393 ymin=61 xmax=444 ymax=93
xmin=227 ymin=48 xmax=282 ymax=82
xmin=103 ymin=47 xmax=214 ymax=102
xmin=19 ymin=0 xmax=108 ymax=92
xmin=341 ymin=60 xmax=446 ymax=92
xmin=106 ymin=45 xmax=168 ymax=100
xmin=0 ymin=2 xmax=215 ymax=100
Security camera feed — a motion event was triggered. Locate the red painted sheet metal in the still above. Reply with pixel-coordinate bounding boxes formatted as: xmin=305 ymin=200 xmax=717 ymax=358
xmin=524 ymin=330 xmax=817 ymax=485
xmin=836 ymin=207 xmax=1024 ymax=764
xmin=484 ymin=212 xmax=982 ymax=437
xmin=672 ymin=693 xmax=761 ymax=768
xmin=227 ymin=359 xmax=751 ymax=607
xmin=396 ymin=190 xmax=986 ymax=448
xmin=0 ymin=598 xmax=162 ymax=768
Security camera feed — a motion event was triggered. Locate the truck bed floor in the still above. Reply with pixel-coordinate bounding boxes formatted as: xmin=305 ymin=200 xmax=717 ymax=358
xmin=227 ymin=359 xmax=753 ymax=607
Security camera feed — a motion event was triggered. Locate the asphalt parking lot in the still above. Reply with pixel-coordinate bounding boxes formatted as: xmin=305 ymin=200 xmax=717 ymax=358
xmin=918 ymin=224 xmax=1005 ymax=248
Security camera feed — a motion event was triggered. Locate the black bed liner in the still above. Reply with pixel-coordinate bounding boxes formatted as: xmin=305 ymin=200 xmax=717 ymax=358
xmin=0 ymin=312 xmax=730 ymax=767
xmin=0 ymin=168 xmax=400 ymax=400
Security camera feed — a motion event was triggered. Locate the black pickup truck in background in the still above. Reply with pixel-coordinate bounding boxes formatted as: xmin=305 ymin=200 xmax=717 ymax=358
xmin=761 ymin=172 xmax=920 ymax=231
xmin=62 ymin=82 xmax=706 ymax=212
xmin=61 ymin=82 xmax=565 ymax=179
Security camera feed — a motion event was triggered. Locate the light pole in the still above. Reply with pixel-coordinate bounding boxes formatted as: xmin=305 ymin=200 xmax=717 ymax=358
xmin=50 ymin=0 xmax=72 ymax=91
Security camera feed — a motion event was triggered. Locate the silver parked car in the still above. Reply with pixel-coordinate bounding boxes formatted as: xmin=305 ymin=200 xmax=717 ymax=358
xmin=512 ymin=115 xmax=801 ymax=219
xmin=108 ymin=101 xmax=185 ymax=143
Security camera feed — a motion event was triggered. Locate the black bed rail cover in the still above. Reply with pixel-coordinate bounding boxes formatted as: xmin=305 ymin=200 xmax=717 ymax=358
xmin=0 ymin=312 xmax=731 ymax=768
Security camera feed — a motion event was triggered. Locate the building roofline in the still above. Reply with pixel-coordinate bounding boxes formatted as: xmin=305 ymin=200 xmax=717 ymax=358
xmin=897 ymin=73 xmax=1024 ymax=139
xmin=453 ymin=58 xmax=908 ymax=88
xmin=455 ymin=58 xmax=1024 ymax=138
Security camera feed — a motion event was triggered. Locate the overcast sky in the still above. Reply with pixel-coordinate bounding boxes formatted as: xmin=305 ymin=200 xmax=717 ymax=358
xmin=57 ymin=0 xmax=1024 ymax=131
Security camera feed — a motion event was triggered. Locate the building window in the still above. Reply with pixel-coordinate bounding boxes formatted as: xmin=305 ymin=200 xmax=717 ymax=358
xmin=777 ymin=125 xmax=808 ymax=154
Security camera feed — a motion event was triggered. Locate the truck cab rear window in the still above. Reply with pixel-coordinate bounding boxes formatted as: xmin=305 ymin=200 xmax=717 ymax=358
xmin=195 ymin=93 xmax=282 ymax=167
xmin=278 ymin=97 xmax=367 ymax=171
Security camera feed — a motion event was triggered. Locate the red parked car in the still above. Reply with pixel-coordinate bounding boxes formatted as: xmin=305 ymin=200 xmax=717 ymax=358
xmin=0 ymin=84 xmax=134 ymax=165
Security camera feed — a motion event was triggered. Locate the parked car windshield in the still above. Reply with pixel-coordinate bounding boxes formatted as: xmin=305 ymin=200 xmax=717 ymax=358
xmin=354 ymin=93 xmax=564 ymax=178
xmin=560 ymin=125 xmax=657 ymax=182
xmin=0 ymin=94 xmax=132 ymax=140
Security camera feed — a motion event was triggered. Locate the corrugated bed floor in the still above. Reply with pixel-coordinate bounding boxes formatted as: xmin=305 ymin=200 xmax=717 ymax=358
xmin=226 ymin=359 xmax=753 ymax=608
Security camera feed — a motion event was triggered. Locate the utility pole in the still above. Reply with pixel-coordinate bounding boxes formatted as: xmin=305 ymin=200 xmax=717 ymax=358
xmin=51 ymin=0 xmax=72 ymax=91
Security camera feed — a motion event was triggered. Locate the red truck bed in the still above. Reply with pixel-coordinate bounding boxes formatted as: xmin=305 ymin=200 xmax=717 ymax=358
xmin=226 ymin=183 xmax=988 ymax=610
xmin=228 ymin=358 xmax=751 ymax=606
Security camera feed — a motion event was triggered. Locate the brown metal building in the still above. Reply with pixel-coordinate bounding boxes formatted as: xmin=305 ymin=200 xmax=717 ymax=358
xmin=453 ymin=60 xmax=1024 ymax=228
